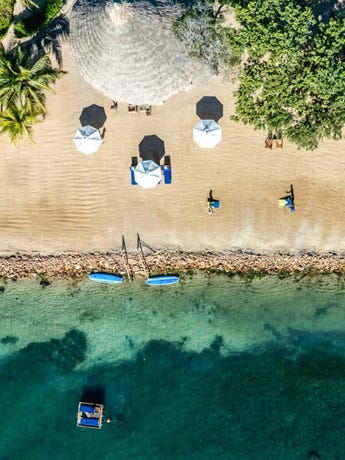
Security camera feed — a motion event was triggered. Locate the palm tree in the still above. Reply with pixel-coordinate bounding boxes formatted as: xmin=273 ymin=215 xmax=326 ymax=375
xmin=0 ymin=44 xmax=65 ymax=143
xmin=0 ymin=44 xmax=66 ymax=113
xmin=0 ymin=104 xmax=42 ymax=145
xmin=19 ymin=0 xmax=39 ymax=9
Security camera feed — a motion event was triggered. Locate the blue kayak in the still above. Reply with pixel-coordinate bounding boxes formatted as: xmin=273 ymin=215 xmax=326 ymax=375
xmin=89 ymin=272 xmax=123 ymax=284
xmin=146 ymin=275 xmax=180 ymax=286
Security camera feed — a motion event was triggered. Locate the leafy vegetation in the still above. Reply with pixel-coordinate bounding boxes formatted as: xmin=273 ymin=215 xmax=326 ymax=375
xmin=0 ymin=0 xmax=15 ymax=39
xmin=173 ymin=0 xmax=240 ymax=76
xmin=229 ymin=0 xmax=345 ymax=149
xmin=0 ymin=44 xmax=65 ymax=144
xmin=175 ymin=0 xmax=345 ymax=149
xmin=14 ymin=0 xmax=63 ymax=38
xmin=0 ymin=104 xmax=42 ymax=145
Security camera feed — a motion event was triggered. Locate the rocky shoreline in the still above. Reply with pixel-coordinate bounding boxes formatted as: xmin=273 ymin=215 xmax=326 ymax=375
xmin=0 ymin=250 xmax=345 ymax=281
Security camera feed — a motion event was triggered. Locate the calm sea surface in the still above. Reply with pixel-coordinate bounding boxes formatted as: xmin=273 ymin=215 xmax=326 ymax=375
xmin=0 ymin=274 xmax=344 ymax=459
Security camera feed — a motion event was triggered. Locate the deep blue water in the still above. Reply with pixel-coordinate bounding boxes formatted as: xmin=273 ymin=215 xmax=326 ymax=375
xmin=0 ymin=274 xmax=344 ymax=459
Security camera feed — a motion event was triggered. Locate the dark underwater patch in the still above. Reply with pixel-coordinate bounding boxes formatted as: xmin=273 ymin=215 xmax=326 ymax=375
xmin=0 ymin=335 xmax=18 ymax=345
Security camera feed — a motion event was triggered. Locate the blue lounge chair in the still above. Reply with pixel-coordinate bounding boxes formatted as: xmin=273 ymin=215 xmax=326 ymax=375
xmin=163 ymin=165 xmax=171 ymax=184
xmin=130 ymin=166 xmax=137 ymax=185
xmin=80 ymin=418 xmax=100 ymax=428
xmin=80 ymin=404 xmax=95 ymax=414
xmin=212 ymin=200 xmax=220 ymax=209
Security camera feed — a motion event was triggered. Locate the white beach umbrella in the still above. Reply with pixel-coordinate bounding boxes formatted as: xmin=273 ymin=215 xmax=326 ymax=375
xmin=193 ymin=120 xmax=222 ymax=148
xmin=134 ymin=160 xmax=161 ymax=189
xmin=74 ymin=125 xmax=103 ymax=154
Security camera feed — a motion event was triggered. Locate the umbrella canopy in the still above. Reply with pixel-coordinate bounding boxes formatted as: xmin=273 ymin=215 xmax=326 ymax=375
xmin=134 ymin=160 xmax=161 ymax=189
xmin=70 ymin=0 xmax=210 ymax=105
xmin=193 ymin=120 xmax=222 ymax=148
xmin=74 ymin=125 xmax=103 ymax=154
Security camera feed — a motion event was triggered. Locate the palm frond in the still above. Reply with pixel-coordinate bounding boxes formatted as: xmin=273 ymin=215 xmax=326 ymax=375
xmin=0 ymin=104 xmax=42 ymax=145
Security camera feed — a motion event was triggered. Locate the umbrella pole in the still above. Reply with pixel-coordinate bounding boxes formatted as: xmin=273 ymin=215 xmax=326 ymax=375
xmin=137 ymin=233 xmax=150 ymax=279
xmin=121 ymin=235 xmax=133 ymax=282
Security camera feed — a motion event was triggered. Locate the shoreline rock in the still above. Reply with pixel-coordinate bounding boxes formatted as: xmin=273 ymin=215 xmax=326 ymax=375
xmin=0 ymin=250 xmax=344 ymax=280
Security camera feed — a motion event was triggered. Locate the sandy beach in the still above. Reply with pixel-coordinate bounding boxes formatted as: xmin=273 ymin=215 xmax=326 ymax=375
xmin=0 ymin=38 xmax=345 ymax=257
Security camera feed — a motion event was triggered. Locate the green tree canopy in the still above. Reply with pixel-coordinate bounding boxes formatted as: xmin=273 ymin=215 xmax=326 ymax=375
xmin=0 ymin=44 xmax=65 ymax=144
xmin=229 ymin=0 xmax=345 ymax=149
xmin=0 ymin=104 xmax=42 ymax=145
xmin=173 ymin=0 xmax=240 ymax=76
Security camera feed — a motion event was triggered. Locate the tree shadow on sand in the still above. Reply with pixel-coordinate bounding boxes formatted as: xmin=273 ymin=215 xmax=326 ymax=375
xmin=22 ymin=14 xmax=70 ymax=69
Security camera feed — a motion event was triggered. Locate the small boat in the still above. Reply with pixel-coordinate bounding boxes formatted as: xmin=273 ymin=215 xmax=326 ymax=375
xmin=77 ymin=402 xmax=104 ymax=429
xmin=89 ymin=272 xmax=123 ymax=284
xmin=146 ymin=275 xmax=180 ymax=286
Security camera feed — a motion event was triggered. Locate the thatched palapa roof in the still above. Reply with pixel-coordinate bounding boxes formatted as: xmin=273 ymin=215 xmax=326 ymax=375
xmin=69 ymin=0 xmax=209 ymax=105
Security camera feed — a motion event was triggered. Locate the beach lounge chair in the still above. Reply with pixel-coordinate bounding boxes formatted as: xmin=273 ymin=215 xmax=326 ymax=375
xmin=80 ymin=418 xmax=100 ymax=428
xmin=128 ymin=104 xmax=138 ymax=113
xmin=130 ymin=166 xmax=137 ymax=185
xmin=162 ymin=165 xmax=171 ymax=184
xmin=80 ymin=404 xmax=95 ymax=414
xmin=265 ymin=132 xmax=273 ymax=149
xmin=275 ymin=131 xmax=283 ymax=148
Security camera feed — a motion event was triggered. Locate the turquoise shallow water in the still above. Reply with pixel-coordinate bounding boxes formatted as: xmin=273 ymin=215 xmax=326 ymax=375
xmin=0 ymin=274 xmax=345 ymax=459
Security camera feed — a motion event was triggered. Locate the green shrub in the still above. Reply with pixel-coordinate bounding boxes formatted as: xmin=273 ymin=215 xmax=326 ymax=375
xmin=14 ymin=0 xmax=63 ymax=38
xmin=0 ymin=0 xmax=15 ymax=39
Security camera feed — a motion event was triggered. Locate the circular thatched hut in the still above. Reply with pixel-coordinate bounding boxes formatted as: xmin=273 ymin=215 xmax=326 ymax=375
xmin=69 ymin=0 xmax=209 ymax=105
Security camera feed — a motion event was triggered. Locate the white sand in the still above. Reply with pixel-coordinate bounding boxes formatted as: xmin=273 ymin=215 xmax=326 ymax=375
xmin=0 ymin=42 xmax=344 ymax=255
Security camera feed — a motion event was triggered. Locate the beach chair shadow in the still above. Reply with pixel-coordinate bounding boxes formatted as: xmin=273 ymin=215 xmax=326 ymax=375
xmin=196 ymin=96 xmax=223 ymax=122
